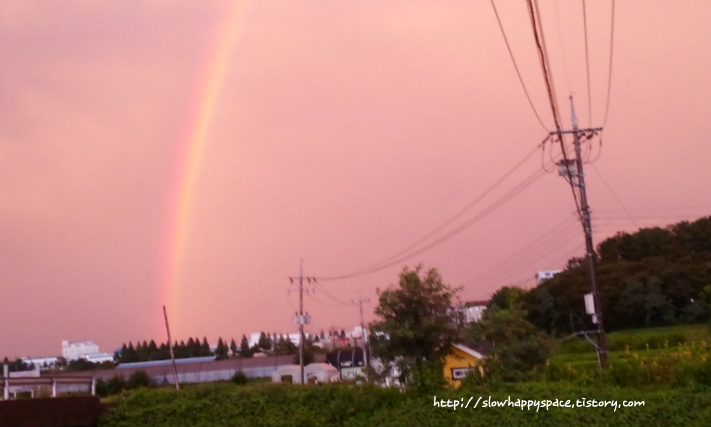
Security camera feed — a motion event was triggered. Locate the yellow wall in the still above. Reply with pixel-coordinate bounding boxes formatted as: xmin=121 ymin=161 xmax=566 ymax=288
xmin=442 ymin=346 xmax=481 ymax=388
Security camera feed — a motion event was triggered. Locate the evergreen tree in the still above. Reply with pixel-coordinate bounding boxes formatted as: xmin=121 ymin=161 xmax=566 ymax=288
xmin=230 ymin=338 xmax=238 ymax=357
xmin=148 ymin=340 xmax=158 ymax=360
xmin=216 ymin=337 xmax=227 ymax=359
xmin=258 ymin=332 xmax=271 ymax=350
xmin=240 ymin=335 xmax=252 ymax=358
xmin=201 ymin=337 xmax=211 ymax=356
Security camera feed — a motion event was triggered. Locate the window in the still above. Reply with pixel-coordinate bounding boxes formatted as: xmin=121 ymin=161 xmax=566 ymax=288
xmin=451 ymin=368 xmax=471 ymax=380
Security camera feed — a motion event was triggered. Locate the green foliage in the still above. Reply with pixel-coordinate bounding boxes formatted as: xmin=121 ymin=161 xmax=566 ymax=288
xmin=1 ymin=357 xmax=35 ymax=372
xmin=369 ymin=265 xmax=460 ymax=390
xmin=231 ymin=371 xmax=248 ymax=385
xmin=96 ymin=376 xmax=129 ymax=397
xmin=488 ymin=286 xmax=528 ymax=310
xmin=128 ymin=370 xmax=151 ymax=389
xmin=526 ymin=216 xmax=711 ymax=334
xmin=239 ymin=335 xmax=253 ymax=358
xmin=467 ymin=306 xmax=555 ymax=382
xmin=99 ymin=381 xmax=711 ymax=427
xmin=257 ymin=332 xmax=271 ymax=351
xmin=117 ymin=337 xmax=218 ymax=363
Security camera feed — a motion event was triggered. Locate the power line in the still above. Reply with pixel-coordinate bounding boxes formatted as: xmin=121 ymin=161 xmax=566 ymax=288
xmin=590 ymin=163 xmax=639 ymax=228
xmin=582 ymin=0 xmax=593 ymax=126
xmin=462 ymin=214 xmax=580 ymax=287
xmin=361 ymin=140 xmax=545 ymax=273
xmin=602 ymin=0 xmax=616 ymax=127
xmin=526 ymin=0 xmax=583 ymax=224
xmin=318 ymin=139 xmax=549 ymax=281
xmin=319 ymin=167 xmax=547 ymax=281
xmin=464 ymin=222 xmax=582 ymax=290
xmin=489 ymin=0 xmax=549 ymax=131
xmin=313 ymin=281 xmax=349 ymax=306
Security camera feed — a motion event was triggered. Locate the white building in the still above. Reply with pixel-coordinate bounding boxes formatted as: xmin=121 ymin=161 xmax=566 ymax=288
xmin=61 ymin=340 xmax=100 ymax=361
xmin=84 ymin=353 xmax=115 ymax=364
xmin=462 ymin=303 xmax=487 ymax=323
xmin=536 ymin=270 xmax=562 ymax=285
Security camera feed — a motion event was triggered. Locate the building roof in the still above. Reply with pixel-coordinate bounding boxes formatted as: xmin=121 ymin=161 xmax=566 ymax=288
xmin=453 ymin=344 xmax=485 ymax=359
xmin=326 ymin=347 xmax=365 ymax=369
xmin=464 ymin=300 xmax=489 ymax=307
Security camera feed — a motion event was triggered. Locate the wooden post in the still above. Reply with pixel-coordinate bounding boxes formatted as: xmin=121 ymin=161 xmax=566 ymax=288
xmin=163 ymin=305 xmax=180 ymax=390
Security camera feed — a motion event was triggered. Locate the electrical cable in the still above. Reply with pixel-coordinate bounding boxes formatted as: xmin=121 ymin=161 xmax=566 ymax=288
xmin=490 ymin=0 xmax=550 ymax=131
xmin=590 ymin=163 xmax=639 ymax=228
xmin=602 ymin=0 xmax=616 ymax=127
xmin=318 ymin=166 xmax=547 ymax=281
xmin=363 ymin=139 xmax=545 ymax=271
xmin=313 ymin=281 xmax=350 ymax=306
xmin=464 ymin=218 xmax=582 ymax=288
xmin=582 ymin=0 xmax=593 ymax=126
xmin=527 ymin=0 xmax=583 ymax=225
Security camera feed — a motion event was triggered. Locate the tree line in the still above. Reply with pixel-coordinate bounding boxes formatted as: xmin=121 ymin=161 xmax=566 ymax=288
xmin=524 ymin=216 xmax=711 ymax=334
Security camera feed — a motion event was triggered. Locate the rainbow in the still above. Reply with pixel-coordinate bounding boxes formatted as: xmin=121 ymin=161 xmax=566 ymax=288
xmin=162 ymin=2 xmax=251 ymax=336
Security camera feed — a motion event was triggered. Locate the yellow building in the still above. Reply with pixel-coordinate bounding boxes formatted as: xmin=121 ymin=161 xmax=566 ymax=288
xmin=442 ymin=344 xmax=484 ymax=388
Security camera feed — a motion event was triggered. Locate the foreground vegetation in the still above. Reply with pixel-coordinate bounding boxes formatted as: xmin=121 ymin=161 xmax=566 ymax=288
xmin=99 ymin=381 xmax=710 ymax=427
xmin=100 ymin=324 xmax=710 ymax=427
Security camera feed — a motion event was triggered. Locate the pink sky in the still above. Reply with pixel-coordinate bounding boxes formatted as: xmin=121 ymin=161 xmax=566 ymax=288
xmin=1 ymin=0 xmax=709 ymax=358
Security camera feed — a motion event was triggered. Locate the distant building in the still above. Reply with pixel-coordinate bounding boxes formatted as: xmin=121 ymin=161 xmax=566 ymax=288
xmin=327 ymin=347 xmax=366 ymax=380
xmin=449 ymin=300 xmax=489 ymax=325
xmin=83 ymin=353 xmax=114 ymax=364
xmin=535 ymin=270 xmax=562 ymax=285
xmin=462 ymin=300 xmax=489 ymax=323
xmin=62 ymin=340 xmax=100 ymax=361
xmin=62 ymin=340 xmax=112 ymax=363
xmin=271 ymin=363 xmax=340 ymax=384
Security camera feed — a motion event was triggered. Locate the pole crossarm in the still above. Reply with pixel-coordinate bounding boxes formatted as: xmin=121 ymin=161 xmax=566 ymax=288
xmin=549 ymin=127 xmax=602 ymax=136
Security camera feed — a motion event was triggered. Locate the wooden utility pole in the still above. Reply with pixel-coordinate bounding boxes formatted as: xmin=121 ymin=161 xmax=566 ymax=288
xmin=289 ymin=260 xmax=312 ymax=385
xmin=163 ymin=305 xmax=180 ymax=389
xmin=554 ymin=96 xmax=608 ymax=368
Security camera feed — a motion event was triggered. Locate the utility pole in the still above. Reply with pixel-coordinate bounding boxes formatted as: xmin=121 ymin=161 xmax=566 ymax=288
xmin=289 ymin=260 xmax=313 ymax=385
xmin=352 ymin=291 xmax=370 ymax=368
xmin=162 ymin=305 xmax=180 ymax=390
xmin=554 ymin=95 xmax=608 ymax=369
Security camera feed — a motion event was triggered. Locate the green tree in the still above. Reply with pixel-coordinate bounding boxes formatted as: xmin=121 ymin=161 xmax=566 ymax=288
xmin=200 ymin=337 xmax=212 ymax=357
xmin=229 ymin=338 xmax=238 ymax=357
xmin=258 ymin=332 xmax=271 ymax=351
xmin=369 ymin=265 xmax=459 ymax=390
xmin=240 ymin=335 xmax=253 ymax=358
xmin=215 ymin=337 xmax=228 ymax=359
xmin=128 ymin=370 xmax=151 ymax=389
xmin=488 ymin=286 xmax=528 ymax=310
xmin=466 ymin=305 xmax=554 ymax=382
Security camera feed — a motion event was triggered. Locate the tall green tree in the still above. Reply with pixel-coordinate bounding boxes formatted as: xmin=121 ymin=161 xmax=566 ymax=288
xmin=466 ymin=305 xmax=554 ymax=382
xmin=370 ymin=265 xmax=459 ymax=390
xmin=240 ymin=335 xmax=253 ymax=358
xmin=229 ymin=338 xmax=238 ymax=357
xmin=215 ymin=337 xmax=227 ymax=359
xmin=488 ymin=286 xmax=528 ymax=310
xmin=258 ymin=332 xmax=271 ymax=351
